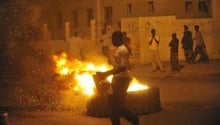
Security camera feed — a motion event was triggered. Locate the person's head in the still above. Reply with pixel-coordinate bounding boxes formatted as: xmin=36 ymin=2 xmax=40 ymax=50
xmin=172 ymin=33 xmax=177 ymax=39
xmin=112 ymin=31 xmax=123 ymax=47
xmin=194 ymin=25 xmax=200 ymax=31
xmin=151 ymin=29 xmax=156 ymax=36
xmin=184 ymin=25 xmax=188 ymax=31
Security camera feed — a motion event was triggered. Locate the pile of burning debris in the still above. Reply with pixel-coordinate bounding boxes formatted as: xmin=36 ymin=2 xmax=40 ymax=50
xmin=52 ymin=52 xmax=161 ymax=117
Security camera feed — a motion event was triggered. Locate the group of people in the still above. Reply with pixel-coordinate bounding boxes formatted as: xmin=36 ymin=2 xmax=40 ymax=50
xmin=95 ymin=25 xmax=209 ymax=125
xmin=182 ymin=25 xmax=209 ymax=63
xmin=149 ymin=25 xmax=209 ymax=72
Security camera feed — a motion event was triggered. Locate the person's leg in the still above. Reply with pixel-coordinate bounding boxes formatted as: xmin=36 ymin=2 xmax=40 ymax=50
xmin=192 ymin=46 xmax=199 ymax=63
xmin=108 ymin=77 xmax=130 ymax=125
xmin=110 ymin=115 xmax=121 ymax=125
xmin=155 ymin=50 xmax=164 ymax=71
xmin=112 ymin=77 xmax=139 ymax=125
xmin=189 ymin=46 xmax=194 ymax=63
xmin=186 ymin=49 xmax=192 ymax=62
xmin=121 ymin=107 xmax=139 ymax=125
xmin=170 ymin=53 xmax=175 ymax=71
xmin=200 ymin=47 xmax=209 ymax=62
xmin=108 ymin=95 xmax=121 ymax=125
xmin=184 ymin=49 xmax=189 ymax=62
xmin=150 ymin=50 xmax=157 ymax=71
xmin=174 ymin=53 xmax=180 ymax=71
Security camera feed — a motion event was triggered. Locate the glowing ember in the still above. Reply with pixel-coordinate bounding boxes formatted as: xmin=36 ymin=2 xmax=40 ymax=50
xmin=74 ymin=73 xmax=95 ymax=95
xmin=52 ymin=52 xmax=148 ymax=96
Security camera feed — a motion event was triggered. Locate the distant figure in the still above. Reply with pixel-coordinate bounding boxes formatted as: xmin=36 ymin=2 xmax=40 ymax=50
xmin=100 ymin=25 xmax=112 ymax=63
xmin=181 ymin=25 xmax=193 ymax=63
xmin=192 ymin=25 xmax=209 ymax=63
xmin=148 ymin=29 xmax=164 ymax=72
xmin=169 ymin=33 xmax=182 ymax=71
xmin=69 ymin=32 xmax=84 ymax=60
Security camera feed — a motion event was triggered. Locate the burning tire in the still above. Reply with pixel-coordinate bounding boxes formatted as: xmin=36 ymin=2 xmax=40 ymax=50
xmin=86 ymin=87 xmax=161 ymax=117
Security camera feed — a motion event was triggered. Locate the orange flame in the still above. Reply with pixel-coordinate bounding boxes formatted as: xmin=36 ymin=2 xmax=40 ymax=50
xmin=52 ymin=52 xmax=148 ymax=96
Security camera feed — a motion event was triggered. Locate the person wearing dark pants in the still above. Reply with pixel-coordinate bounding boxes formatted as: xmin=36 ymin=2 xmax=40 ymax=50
xmin=169 ymin=33 xmax=181 ymax=71
xmin=94 ymin=31 xmax=139 ymax=125
xmin=108 ymin=77 xmax=139 ymax=125
xmin=181 ymin=25 xmax=193 ymax=63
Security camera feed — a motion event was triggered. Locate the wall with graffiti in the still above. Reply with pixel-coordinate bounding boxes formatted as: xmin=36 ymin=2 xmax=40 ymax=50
xmin=121 ymin=16 xmax=220 ymax=64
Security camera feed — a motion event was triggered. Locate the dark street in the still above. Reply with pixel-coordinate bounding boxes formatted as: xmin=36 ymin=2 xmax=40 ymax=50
xmin=1 ymin=60 xmax=220 ymax=125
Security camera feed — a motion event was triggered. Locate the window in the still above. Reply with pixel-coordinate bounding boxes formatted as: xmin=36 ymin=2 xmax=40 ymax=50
xmin=72 ymin=11 xmax=78 ymax=27
xmin=185 ymin=1 xmax=193 ymax=12
xmin=56 ymin=12 xmax=63 ymax=28
xmin=104 ymin=6 xmax=113 ymax=25
xmin=148 ymin=1 xmax=154 ymax=12
xmin=199 ymin=1 xmax=208 ymax=12
xmin=87 ymin=8 xmax=94 ymax=27
xmin=126 ymin=3 xmax=132 ymax=15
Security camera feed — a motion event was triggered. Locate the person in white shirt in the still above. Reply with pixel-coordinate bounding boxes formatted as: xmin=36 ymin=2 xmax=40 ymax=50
xmin=148 ymin=29 xmax=164 ymax=72
xmin=94 ymin=31 xmax=139 ymax=125
xmin=100 ymin=25 xmax=113 ymax=63
xmin=192 ymin=25 xmax=209 ymax=63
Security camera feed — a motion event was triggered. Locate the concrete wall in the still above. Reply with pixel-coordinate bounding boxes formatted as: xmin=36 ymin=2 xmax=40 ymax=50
xmin=46 ymin=38 xmax=98 ymax=61
xmin=45 ymin=15 xmax=220 ymax=64
xmin=121 ymin=16 xmax=220 ymax=64
xmin=212 ymin=0 xmax=220 ymax=57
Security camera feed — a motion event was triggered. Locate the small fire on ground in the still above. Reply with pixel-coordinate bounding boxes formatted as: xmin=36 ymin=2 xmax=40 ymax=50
xmin=52 ymin=52 xmax=148 ymax=96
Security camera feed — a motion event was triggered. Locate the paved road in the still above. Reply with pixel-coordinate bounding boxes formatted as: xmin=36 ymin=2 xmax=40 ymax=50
xmin=1 ymin=60 xmax=220 ymax=125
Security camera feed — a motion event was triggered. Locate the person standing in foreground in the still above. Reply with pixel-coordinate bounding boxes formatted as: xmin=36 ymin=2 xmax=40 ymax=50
xmin=94 ymin=31 xmax=139 ymax=125
xmin=181 ymin=25 xmax=193 ymax=63
xmin=149 ymin=29 xmax=164 ymax=72
xmin=169 ymin=33 xmax=181 ymax=71
xmin=192 ymin=25 xmax=209 ymax=63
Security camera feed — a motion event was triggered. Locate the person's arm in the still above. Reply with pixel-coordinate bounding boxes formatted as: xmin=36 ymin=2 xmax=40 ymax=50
xmin=181 ymin=32 xmax=185 ymax=44
xmin=154 ymin=36 xmax=160 ymax=44
xmin=149 ymin=36 xmax=153 ymax=45
xmin=95 ymin=66 xmax=127 ymax=81
xmin=199 ymin=32 xmax=206 ymax=48
xmin=169 ymin=40 xmax=172 ymax=47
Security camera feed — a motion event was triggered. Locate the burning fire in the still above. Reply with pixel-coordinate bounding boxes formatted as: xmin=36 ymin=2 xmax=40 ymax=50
xmin=52 ymin=52 xmax=148 ymax=96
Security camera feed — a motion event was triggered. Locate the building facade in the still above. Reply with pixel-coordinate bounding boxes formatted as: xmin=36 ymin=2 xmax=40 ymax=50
xmin=37 ymin=0 xmax=214 ymax=40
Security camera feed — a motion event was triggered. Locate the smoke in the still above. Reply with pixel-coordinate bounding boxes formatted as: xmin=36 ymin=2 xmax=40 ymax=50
xmin=0 ymin=1 xmax=61 ymax=109
xmin=0 ymin=1 xmax=112 ymax=112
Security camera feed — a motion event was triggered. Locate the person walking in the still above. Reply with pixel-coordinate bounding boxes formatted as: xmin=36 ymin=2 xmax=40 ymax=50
xmin=94 ymin=31 xmax=139 ymax=125
xmin=169 ymin=33 xmax=181 ymax=71
xmin=192 ymin=25 xmax=209 ymax=63
xmin=148 ymin=29 xmax=164 ymax=72
xmin=181 ymin=25 xmax=193 ymax=63
xmin=100 ymin=25 xmax=113 ymax=64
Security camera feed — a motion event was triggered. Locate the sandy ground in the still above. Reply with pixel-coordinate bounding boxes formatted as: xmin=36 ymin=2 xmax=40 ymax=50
xmin=1 ymin=59 xmax=220 ymax=125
